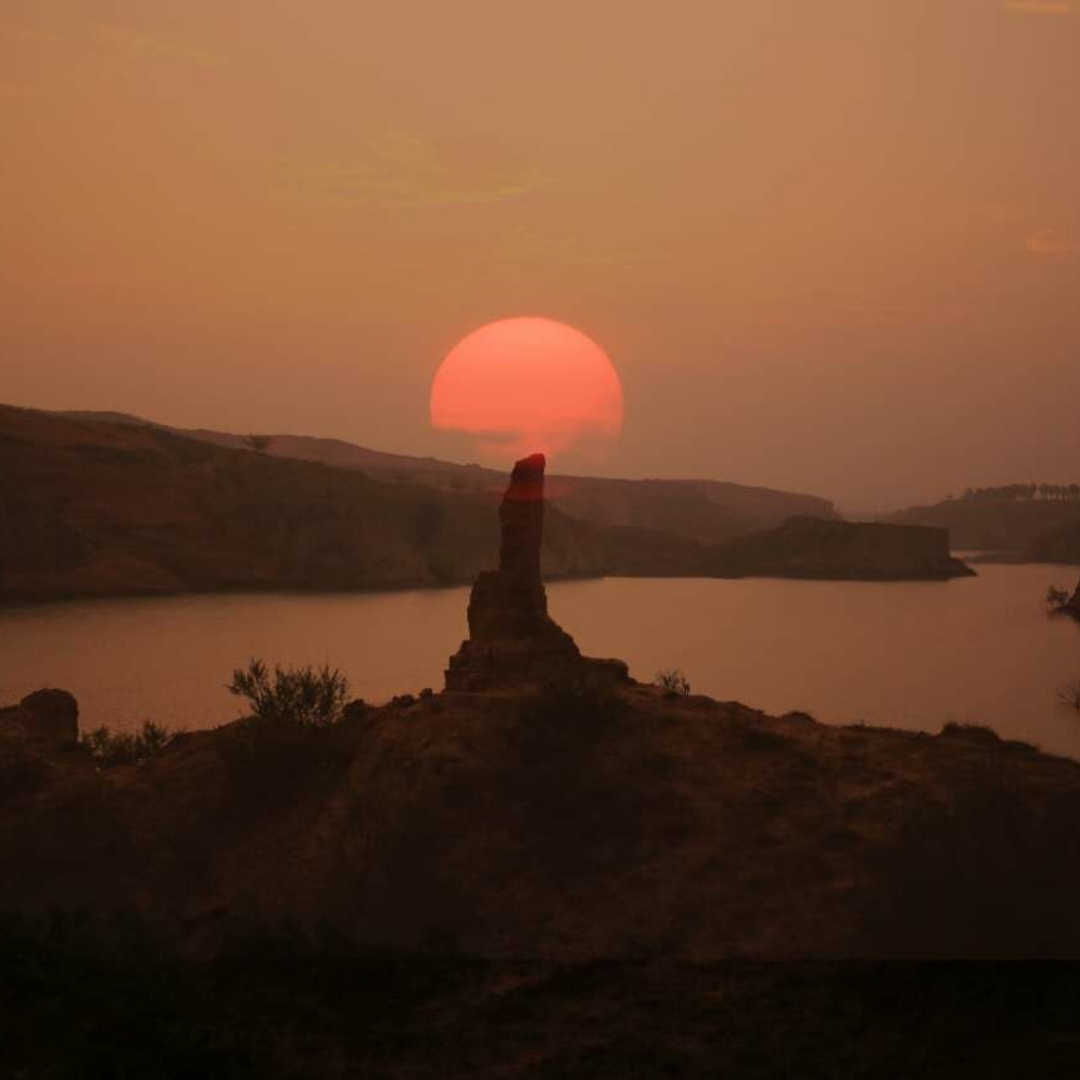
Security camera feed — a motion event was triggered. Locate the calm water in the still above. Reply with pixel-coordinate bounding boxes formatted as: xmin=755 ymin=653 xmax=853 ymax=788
xmin=3 ymin=565 xmax=1080 ymax=757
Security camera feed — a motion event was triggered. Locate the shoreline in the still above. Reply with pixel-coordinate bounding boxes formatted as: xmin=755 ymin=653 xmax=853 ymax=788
xmin=0 ymin=563 xmax=981 ymax=609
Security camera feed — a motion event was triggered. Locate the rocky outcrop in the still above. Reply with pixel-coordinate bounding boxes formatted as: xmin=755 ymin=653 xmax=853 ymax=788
xmin=712 ymin=516 xmax=974 ymax=581
xmin=1 ymin=689 xmax=79 ymax=746
xmin=446 ymin=454 xmax=628 ymax=690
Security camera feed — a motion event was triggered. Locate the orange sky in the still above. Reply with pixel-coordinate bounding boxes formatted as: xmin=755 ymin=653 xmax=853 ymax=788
xmin=2 ymin=0 xmax=1078 ymax=509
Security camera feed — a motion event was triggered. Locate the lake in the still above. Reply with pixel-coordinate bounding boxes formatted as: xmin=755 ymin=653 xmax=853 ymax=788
xmin=3 ymin=563 xmax=1080 ymax=757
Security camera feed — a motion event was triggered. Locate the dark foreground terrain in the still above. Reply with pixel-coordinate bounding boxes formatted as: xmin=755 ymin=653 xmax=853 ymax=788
xmin=4 ymin=948 xmax=1080 ymax=1079
xmin=5 ymin=678 xmax=1080 ymax=962
xmin=6 ymin=675 xmax=1080 ymax=1076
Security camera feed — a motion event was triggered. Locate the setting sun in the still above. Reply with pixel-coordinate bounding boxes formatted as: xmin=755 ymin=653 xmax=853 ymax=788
xmin=429 ymin=316 xmax=624 ymax=463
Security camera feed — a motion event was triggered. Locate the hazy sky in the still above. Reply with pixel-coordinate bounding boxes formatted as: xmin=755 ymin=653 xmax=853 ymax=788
xmin=2 ymin=1 xmax=1078 ymax=509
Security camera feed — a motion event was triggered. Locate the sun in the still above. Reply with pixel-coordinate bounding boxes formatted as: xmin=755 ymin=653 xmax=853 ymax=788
xmin=429 ymin=317 xmax=624 ymax=463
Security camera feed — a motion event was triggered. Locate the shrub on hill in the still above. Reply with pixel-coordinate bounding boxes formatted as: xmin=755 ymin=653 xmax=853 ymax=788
xmin=219 ymin=660 xmax=355 ymax=811
xmin=1046 ymin=584 xmax=1071 ymax=610
xmin=83 ymin=721 xmax=172 ymax=767
xmin=227 ymin=659 xmax=349 ymax=727
xmin=655 ymin=669 xmax=691 ymax=697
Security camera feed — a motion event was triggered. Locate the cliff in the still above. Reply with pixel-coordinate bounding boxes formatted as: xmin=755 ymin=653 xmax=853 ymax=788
xmin=713 ymin=516 xmax=974 ymax=580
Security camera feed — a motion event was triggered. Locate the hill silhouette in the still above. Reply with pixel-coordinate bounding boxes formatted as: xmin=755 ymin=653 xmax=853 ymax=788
xmin=1026 ymin=516 xmax=1080 ymax=565
xmin=1 ymin=404 xmax=969 ymax=600
xmin=58 ymin=407 xmax=839 ymax=544
xmin=887 ymin=492 xmax=1080 ymax=558
xmin=0 ymin=404 xmax=710 ymax=600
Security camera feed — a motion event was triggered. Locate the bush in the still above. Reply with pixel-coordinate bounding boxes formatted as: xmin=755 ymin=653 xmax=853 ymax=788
xmin=1046 ymin=585 xmax=1071 ymax=610
xmin=655 ymin=669 xmax=691 ymax=696
xmin=82 ymin=721 xmax=172 ymax=767
xmin=227 ymin=659 xmax=349 ymax=727
xmin=1056 ymin=678 xmax=1080 ymax=715
xmin=219 ymin=660 xmax=355 ymax=810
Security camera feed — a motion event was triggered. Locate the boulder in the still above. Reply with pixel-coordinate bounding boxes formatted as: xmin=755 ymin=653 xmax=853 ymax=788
xmin=12 ymin=689 xmax=80 ymax=745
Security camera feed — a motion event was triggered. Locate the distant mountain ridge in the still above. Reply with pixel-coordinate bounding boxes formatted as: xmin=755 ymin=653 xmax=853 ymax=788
xmin=1 ymin=404 xmax=712 ymax=602
xmin=0 ymin=404 xmax=969 ymax=602
xmin=885 ymin=493 xmax=1080 ymax=562
xmin=1027 ymin=518 xmax=1080 ymax=566
xmin=57 ymin=408 xmax=839 ymax=546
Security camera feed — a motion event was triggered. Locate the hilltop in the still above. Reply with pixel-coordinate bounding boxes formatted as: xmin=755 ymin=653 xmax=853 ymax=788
xmin=7 ymin=679 xmax=1080 ymax=962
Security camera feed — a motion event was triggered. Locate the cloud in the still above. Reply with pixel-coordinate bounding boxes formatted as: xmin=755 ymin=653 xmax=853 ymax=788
xmin=1026 ymin=229 xmax=1078 ymax=255
xmin=1001 ymin=1 xmax=1074 ymax=13
xmin=279 ymin=131 xmax=553 ymax=211
xmin=91 ymin=22 xmax=225 ymax=69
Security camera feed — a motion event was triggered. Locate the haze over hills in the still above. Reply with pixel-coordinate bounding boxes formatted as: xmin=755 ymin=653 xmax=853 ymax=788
xmin=0 ymin=404 xmax=713 ymax=601
xmin=0 ymin=404 xmax=970 ymax=602
xmin=59 ymin=408 xmax=839 ymax=546
xmin=886 ymin=487 xmax=1080 ymax=563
